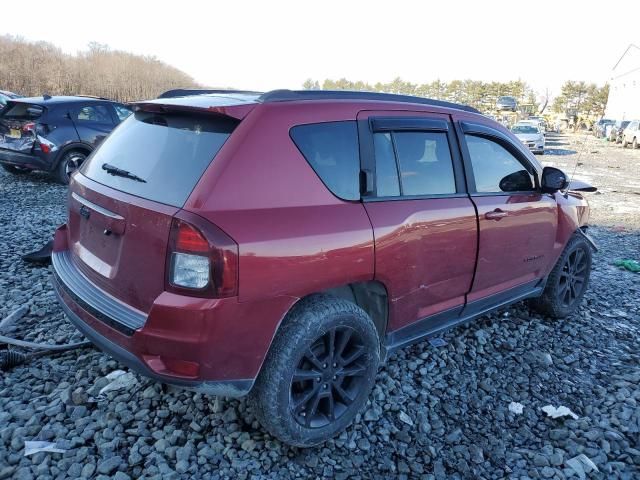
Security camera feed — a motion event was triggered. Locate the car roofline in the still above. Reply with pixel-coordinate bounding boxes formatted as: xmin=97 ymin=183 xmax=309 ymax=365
xmin=151 ymin=89 xmax=480 ymax=114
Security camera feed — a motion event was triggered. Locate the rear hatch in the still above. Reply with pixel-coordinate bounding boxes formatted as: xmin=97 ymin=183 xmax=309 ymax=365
xmin=68 ymin=106 xmax=241 ymax=313
xmin=0 ymin=101 xmax=45 ymax=153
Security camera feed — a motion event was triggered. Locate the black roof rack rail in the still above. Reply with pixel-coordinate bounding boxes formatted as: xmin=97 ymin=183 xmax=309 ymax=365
xmin=258 ymin=89 xmax=481 ymax=114
xmin=158 ymin=88 xmax=262 ymax=99
xmin=75 ymin=94 xmax=111 ymax=101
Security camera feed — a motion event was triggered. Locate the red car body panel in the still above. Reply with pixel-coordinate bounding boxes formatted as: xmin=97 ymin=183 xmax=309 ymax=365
xmin=52 ymin=94 xmax=591 ymax=395
xmin=467 ymin=194 xmax=558 ymax=302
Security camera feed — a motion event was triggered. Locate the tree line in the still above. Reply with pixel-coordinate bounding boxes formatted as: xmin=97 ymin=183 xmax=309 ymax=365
xmin=303 ymin=77 xmax=609 ymax=118
xmin=0 ymin=36 xmax=198 ymax=102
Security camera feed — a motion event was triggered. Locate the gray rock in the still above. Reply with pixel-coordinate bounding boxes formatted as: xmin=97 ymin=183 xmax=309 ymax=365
xmin=97 ymin=456 xmax=122 ymax=475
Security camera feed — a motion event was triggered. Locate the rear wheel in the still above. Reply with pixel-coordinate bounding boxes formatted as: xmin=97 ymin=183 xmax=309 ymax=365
xmin=1 ymin=164 xmax=31 ymax=175
xmin=622 ymin=138 xmax=628 ymax=148
xmin=529 ymin=233 xmax=592 ymax=318
xmin=250 ymin=294 xmax=380 ymax=447
xmin=633 ymin=137 xmax=638 ymax=149
xmin=55 ymin=150 xmax=87 ymax=184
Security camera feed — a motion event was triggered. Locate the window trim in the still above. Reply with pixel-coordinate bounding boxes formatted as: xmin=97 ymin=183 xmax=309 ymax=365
xmin=457 ymin=121 xmax=541 ymax=196
xmin=359 ymin=113 xmax=466 ymax=202
xmin=289 ymin=120 xmax=362 ymax=202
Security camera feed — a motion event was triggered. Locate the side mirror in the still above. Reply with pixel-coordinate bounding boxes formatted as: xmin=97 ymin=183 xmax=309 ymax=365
xmin=499 ymin=170 xmax=534 ymax=192
xmin=541 ymin=166 xmax=568 ymax=193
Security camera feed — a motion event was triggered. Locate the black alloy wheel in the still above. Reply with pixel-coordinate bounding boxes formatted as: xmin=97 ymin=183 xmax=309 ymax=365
xmin=290 ymin=326 xmax=367 ymax=428
xmin=557 ymin=246 xmax=589 ymax=309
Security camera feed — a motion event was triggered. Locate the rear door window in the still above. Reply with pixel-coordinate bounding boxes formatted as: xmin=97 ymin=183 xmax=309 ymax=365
xmin=81 ymin=110 xmax=238 ymax=207
xmin=372 ymin=130 xmax=456 ymax=197
xmin=290 ymin=121 xmax=360 ymax=201
xmin=74 ymin=104 xmax=113 ymax=125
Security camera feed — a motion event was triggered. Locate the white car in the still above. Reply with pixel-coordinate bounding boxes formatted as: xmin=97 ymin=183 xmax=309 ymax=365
xmin=518 ymin=118 xmax=546 ymax=134
xmin=511 ymin=124 xmax=545 ymax=154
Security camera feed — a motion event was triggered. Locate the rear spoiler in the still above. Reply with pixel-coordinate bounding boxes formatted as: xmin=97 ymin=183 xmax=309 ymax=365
xmin=158 ymin=89 xmax=262 ymax=99
xmin=128 ymin=100 xmax=255 ymax=120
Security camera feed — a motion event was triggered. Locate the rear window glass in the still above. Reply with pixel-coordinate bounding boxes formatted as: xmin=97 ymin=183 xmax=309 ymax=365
xmin=1 ymin=103 xmax=44 ymax=119
xmin=290 ymin=121 xmax=360 ymax=201
xmin=81 ymin=110 xmax=238 ymax=207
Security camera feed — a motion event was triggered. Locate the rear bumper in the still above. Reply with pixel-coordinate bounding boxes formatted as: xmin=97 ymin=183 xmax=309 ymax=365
xmin=52 ymin=275 xmax=252 ymax=397
xmin=51 ymin=224 xmax=295 ymax=397
xmin=0 ymin=148 xmax=50 ymax=170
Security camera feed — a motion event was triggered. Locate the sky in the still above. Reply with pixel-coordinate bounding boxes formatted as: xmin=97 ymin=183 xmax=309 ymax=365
xmin=2 ymin=0 xmax=637 ymax=97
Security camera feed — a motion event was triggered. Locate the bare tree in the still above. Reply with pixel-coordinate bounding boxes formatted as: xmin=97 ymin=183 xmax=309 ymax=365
xmin=0 ymin=35 xmax=199 ymax=101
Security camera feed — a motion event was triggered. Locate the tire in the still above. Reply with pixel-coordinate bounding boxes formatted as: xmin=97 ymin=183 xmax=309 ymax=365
xmin=633 ymin=137 xmax=638 ymax=149
xmin=1 ymin=164 xmax=31 ymax=175
xmin=622 ymin=138 xmax=628 ymax=148
xmin=250 ymin=294 xmax=380 ymax=447
xmin=55 ymin=150 xmax=87 ymax=184
xmin=529 ymin=233 xmax=592 ymax=319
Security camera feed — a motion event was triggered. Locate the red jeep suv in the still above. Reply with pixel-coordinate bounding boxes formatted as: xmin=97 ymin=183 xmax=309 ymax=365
xmin=52 ymin=90 xmax=595 ymax=446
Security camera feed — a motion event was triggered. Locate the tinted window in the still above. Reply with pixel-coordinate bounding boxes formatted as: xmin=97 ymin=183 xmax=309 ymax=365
xmin=114 ymin=104 xmax=133 ymax=122
xmin=74 ymin=105 xmax=113 ymax=124
xmin=290 ymin=121 xmax=360 ymax=201
xmin=465 ymin=135 xmax=535 ymax=193
xmin=81 ymin=111 xmax=238 ymax=207
xmin=1 ymin=103 xmax=44 ymax=119
xmin=393 ymin=131 xmax=456 ymax=196
xmin=373 ymin=133 xmax=400 ymax=197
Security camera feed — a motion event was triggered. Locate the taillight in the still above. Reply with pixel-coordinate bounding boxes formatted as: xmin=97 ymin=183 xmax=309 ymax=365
xmin=166 ymin=215 xmax=238 ymax=298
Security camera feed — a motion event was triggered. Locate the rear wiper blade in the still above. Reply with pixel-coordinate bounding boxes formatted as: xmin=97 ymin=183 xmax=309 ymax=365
xmin=101 ymin=163 xmax=146 ymax=183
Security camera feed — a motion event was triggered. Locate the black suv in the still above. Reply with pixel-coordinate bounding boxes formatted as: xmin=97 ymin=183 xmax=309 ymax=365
xmin=0 ymin=96 xmax=131 ymax=183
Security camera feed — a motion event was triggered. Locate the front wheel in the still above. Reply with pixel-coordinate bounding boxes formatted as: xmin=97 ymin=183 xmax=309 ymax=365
xmin=622 ymin=138 xmax=628 ymax=148
xmin=633 ymin=138 xmax=638 ymax=149
xmin=55 ymin=151 xmax=87 ymax=184
xmin=529 ymin=233 xmax=592 ymax=318
xmin=250 ymin=295 xmax=380 ymax=447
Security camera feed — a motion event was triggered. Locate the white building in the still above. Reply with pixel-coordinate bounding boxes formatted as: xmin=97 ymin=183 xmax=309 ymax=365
xmin=605 ymin=44 xmax=640 ymax=121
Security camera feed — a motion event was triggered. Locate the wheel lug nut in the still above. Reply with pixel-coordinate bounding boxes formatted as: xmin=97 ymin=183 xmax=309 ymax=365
xmin=323 ymin=363 xmax=327 ymax=369
xmin=317 ymin=377 xmax=321 ymax=382
xmin=333 ymin=375 xmax=337 ymax=380
xmin=332 ymin=363 xmax=337 ymax=368
xmin=323 ymin=384 xmax=328 ymax=389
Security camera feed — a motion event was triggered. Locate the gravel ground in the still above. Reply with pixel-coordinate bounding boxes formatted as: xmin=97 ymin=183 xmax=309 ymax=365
xmin=0 ymin=133 xmax=639 ymax=479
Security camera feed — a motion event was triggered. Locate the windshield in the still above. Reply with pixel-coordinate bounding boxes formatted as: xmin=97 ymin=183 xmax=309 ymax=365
xmin=512 ymin=125 xmax=539 ymax=134
xmin=81 ymin=110 xmax=238 ymax=207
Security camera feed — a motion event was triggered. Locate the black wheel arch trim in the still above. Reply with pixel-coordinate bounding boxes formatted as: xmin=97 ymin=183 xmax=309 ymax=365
xmin=53 ymin=142 xmax=93 ymax=169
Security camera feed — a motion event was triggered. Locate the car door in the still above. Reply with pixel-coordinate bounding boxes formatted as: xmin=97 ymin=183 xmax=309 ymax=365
xmin=71 ymin=103 xmax=116 ymax=147
xmin=357 ymin=110 xmax=478 ymax=337
xmin=455 ymin=119 xmax=558 ymax=307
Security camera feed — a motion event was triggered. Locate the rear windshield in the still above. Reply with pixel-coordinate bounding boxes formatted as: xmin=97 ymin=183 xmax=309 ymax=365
xmin=81 ymin=110 xmax=238 ymax=207
xmin=1 ymin=103 xmax=44 ymax=119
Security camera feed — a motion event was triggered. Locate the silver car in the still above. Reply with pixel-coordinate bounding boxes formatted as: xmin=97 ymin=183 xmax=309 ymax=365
xmin=511 ymin=124 xmax=545 ymax=154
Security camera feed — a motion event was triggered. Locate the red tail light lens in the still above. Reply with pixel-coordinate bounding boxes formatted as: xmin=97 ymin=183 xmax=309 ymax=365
xmin=175 ymin=222 xmax=208 ymax=253
xmin=166 ymin=215 xmax=238 ymax=298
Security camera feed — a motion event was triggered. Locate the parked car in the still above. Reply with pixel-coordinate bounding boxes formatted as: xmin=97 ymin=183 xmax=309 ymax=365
xmin=51 ymin=89 xmax=595 ymax=447
xmin=496 ymin=95 xmax=517 ymax=111
xmin=621 ymin=120 xmax=640 ymax=148
xmin=511 ymin=123 xmax=545 ymax=154
xmin=0 ymin=95 xmax=132 ymax=183
xmin=608 ymin=120 xmax=630 ymax=143
xmin=0 ymin=90 xmax=22 ymax=110
xmin=593 ymin=118 xmax=616 ymax=138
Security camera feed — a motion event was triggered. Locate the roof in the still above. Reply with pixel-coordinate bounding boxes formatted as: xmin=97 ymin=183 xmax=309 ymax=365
xmin=153 ymin=88 xmax=480 ymax=114
xmin=8 ymin=95 xmax=113 ymax=105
